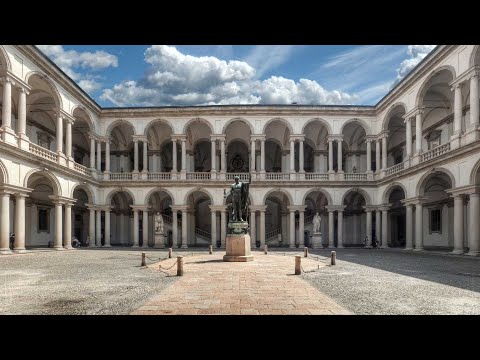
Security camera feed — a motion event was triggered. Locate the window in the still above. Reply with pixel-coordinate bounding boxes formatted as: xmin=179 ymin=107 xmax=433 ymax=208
xmin=38 ymin=208 xmax=49 ymax=232
xmin=427 ymin=130 xmax=442 ymax=150
xmin=430 ymin=209 xmax=441 ymax=233
xmin=37 ymin=132 xmax=52 ymax=150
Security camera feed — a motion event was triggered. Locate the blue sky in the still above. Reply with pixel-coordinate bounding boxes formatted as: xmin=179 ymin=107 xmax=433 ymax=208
xmin=36 ymin=45 xmax=436 ymax=107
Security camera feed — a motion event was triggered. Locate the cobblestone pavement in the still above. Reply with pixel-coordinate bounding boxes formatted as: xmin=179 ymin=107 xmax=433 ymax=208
xmin=302 ymin=249 xmax=480 ymax=315
xmin=132 ymin=251 xmax=351 ymax=315
xmin=0 ymin=249 xmax=177 ymax=315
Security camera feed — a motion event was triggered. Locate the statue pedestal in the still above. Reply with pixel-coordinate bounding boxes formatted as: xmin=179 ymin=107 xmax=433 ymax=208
xmin=153 ymin=233 xmax=165 ymax=248
xmin=223 ymin=234 xmax=254 ymax=262
xmin=311 ymin=232 xmax=323 ymax=249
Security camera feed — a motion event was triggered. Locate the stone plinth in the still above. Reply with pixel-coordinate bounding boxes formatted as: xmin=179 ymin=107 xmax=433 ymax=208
xmin=153 ymin=233 xmax=165 ymax=248
xmin=223 ymin=234 xmax=254 ymax=262
xmin=311 ymin=232 xmax=323 ymax=249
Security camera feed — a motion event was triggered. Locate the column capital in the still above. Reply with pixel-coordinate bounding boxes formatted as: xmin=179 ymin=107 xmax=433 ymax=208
xmin=211 ymin=134 xmax=226 ymax=141
xmin=250 ymin=134 xmax=266 ymax=141
xmin=249 ymin=205 xmax=266 ymax=212
xmin=60 ymin=109 xmax=75 ymax=124
xmin=17 ymin=86 xmax=30 ymax=95
xmin=446 ymin=185 xmax=480 ymax=196
xmin=404 ymin=107 xmax=425 ymax=120
xmin=401 ymin=196 xmax=429 ymax=206
xmin=0 ymin=184 xmax=32 ymax=196
xmin=0 ymin=75 xmax=16 ymax=86
xmin=365 ymin=135 xmax=376 ymax=143
xmin=132 ymin=135 xmax=147 ymax=143
xmin=362 ymin=205 xmax=377 ymax=212
xmin=100 ymin=205 xmax=115 ymax=212
xmin=88 ymin=132 xmax=100 ymax=141
xmin=209 ymin=205 xmax=226 ymax=212
xmin=377 ymin=130 xmax=389 ymax=140
xmin=327 ymin=135 xmax=343 ymax=142
xmin=325 ymin=205 xmax=345 ymax=212
xmin=378 ymin=204 xmax=392 ymax=211
xmin=171 ymin=134 xmax=187 ymax=142
xmin=170 ymin=204 xmax=189 ymax=212
xmin=48 ymin=195 xmax=76 ymax=205
xmin=287 ymin=205 xmax=306 ymax=212
xmin=130 ymin=205 xmax=144 ymax=212
xmin=290 ymin=134 xmax=305 ymax=142
xmin=98 ymin=136 xmax=110 ymax=143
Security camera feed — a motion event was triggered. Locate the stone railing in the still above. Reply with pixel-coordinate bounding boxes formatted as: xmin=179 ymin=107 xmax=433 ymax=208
xmin=265 ymin=173 xmax=290 ymax=181
xmin=109 ymin=172 xmax=133 ymax=181
xmin=344 ymin=173 xmax=368 ymax=181
xmin=226 ymin=173 xmax=250 ymax=181
xmin=305 ymin=173 xmax=328 ymax=181
xmin=386 ymin=162 xmax=404 ymax=177
xmin=73 ymin=162 xmax=89 ymax=175
xmin=266 ymin=228 xmax=281 ymax=240
xmin=148 ymin=172 xmax=171 ymax=181
xmin=195 ymin=228 xmax=211 ymax=239
xmin=29 ymin=143 xmax=57 ymax=163
xmin=422 ymin=142 xmax=451 ymax=162
xmin=186 ymin=172 xmax=211 ymax=180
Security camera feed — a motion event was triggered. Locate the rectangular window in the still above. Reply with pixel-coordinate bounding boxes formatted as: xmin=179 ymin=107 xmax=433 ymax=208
xmin=430 ymin=209 xmax=441 ymax=233
xmin=38 ymin=209 xmax=49 ymax=232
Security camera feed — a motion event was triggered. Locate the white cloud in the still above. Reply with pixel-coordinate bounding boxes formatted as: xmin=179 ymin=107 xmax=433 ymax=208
xmin=37 ymin=45 xmax=118 ymax=93
xmin=392 ymin=45 xmax=436 ymax=86
xmin=101 ymin=45 xmax=357 ymax=107
xmin=243 ymin=45 xmax=296 ymax=78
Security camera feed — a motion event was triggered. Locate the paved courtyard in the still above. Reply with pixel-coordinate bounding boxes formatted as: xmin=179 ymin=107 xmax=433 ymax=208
xmin=1 ymin=248 xmax=479 ymax=315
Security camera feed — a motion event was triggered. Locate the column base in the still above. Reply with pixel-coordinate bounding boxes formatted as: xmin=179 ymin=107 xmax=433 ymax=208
xmin=67 ymin=157 xmax=75 ymax=169
xmin=451 ymin=249 xmax=464 ymax=254
xmin=403 ymin=247 xmax=413 ymax=251
xmin=181 ymin=245 xmax=188 ymax=249
xmin=449 ymin=134 xmax=461 ymax=150
xmin=466 ymin=250 xmax=480 ymax=256
xmin=219 ymin=171 xmax=226 ymax=180
xmin=464 ymin=126 xmax=480 ymax=143
xmin=210 ymin=171 xmax=217 ymax=180
xmin=411 ymin=154 xmax=421 ymax=166
xmin=54 ymin=246 xmax=67 ymax=251
xmin=14 ymin=249 xmax=27 ymax=254
xmin=0 ymin=249 xmax=13 ymax=255
xmin=259 ymin=171 xmax=266 ymax=180
xmin=57 ymin=153 xmax=67 ymax=166
xmin=103 ymin=171 xmax=111 ymax=180
xmin=337 ymin=244 xmax=344 ymax=248
xmin=180 ymin=171 xmax=186 ymax=180
xmin=413 ymin=247 xmax=423 ymax=251
xmin=18 ymin=134 xmax=30 ymax=150
xmin=140 ymin=172 xmax=148 ymax=180
xmin=64 ymin=245 xmax=73 ymax=250
xmin=103 ymin=244 xmax=112 ymax=248
xmin=132 ymin=245 xmax=140 ymax=249
xmin=1 ymin=126 xmax=17 ymax=145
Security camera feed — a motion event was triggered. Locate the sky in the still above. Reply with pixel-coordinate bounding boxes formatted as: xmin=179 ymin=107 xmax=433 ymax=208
xmin=36 ymin=45 xmax=437 ymax=108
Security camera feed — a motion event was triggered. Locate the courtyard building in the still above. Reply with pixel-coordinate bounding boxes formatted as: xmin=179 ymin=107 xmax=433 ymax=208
xmin=0 ymin=45 xmax=480 ymax=255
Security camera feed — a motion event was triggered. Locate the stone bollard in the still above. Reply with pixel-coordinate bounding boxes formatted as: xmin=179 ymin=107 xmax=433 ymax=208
xmin=168 ymin=248 xmax=172 ymax=258
xmin=295 ymin=255 xmax=301 ymax=275
xmin=141 ymin=252 xmax=146 ymax=267
xmin=264 ymin=245 xmax=268 ymax=254
xmin=209 ymin=245 xmax=213 ymax=254
xmin=304 ymin=247 xmax=308 ymax=257
xmin=177 ymin=256 xmax=184 ymax=276
xmin=331 ymin=251 xmax=336 ymax=265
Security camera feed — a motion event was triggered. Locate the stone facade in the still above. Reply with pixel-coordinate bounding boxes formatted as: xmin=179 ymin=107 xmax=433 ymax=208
xmin=0 ymin=45 xmax=480 ymax=255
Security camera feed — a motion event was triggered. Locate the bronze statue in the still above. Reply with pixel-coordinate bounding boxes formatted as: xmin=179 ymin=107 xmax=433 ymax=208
xmin=224 ymin=175 xmax=250 ymax=222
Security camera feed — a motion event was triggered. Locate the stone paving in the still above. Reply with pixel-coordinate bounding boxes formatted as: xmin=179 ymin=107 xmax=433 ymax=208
xmin=131 ymin=251 xmax=351 ymax=315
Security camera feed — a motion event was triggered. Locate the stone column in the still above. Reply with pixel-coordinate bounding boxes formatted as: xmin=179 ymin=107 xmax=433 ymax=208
xmin=375 ymin=210 xmax=381 ymax=246
xmin=96 ymin=209 xmax=102 ymax=247
xmin=299 ymin=210 xmax=305 ymax=246
xmin=142 ymin=209 xmax=149 ymax=247
xmin=181 ymin=210 xmax=188 ymax=248
xmin=172 ymin=210 xmax=178 ymax=248
xmin=65 ymin=119 xmax=73 ymax=159
xmin=90 ymin=137 xmax=96 ymax=170
xmin=375 ymin=140 xmax=381 ymax=172
xmin=382 ymin=135 xmax=387 ymax=170
xmin=289 ymin=210 xmax=295 ymax=248
xmin=328 ymin=139 xmax=334 ymax=173
xmin=366 ymin=210 xmax=372 ymax=247
xmin=56 ymin=114 xmax=64 ymax=154
xmin=453 ymin=84 xmax=463 ymax=135
xmin=54 ymin=201 xmax=63 ymax=250
xmin=289 ymin=139 xmax=295 ymax=173
xmin=328 ymin=210 xmax=334 ymax=248
xmin=220 ymin=209 xmax=226 ymax=248
xmin=1 ymin=78 xmax=12 ymax=130
xmin=64 ymin=203 xmax=72 ymax=249
xmin=337 ymin=139 xmax=343 ymax=173
xmin=260 ymin=138 xmax=266 ymax=173
xmin=337 ymin=210 xmax=344 ymax=248
xmin=142 ymin=140 xmax=148 ymax=173
xmin=89 ymin=208 xmax=95 ymax=247
xmin=0 ymin=193 xmax=11 ymax=253
xmin=181 ymin=138 xmax=186 ymax=172
xmin=470 ymin=74 xmax=479 ymax=128
xmin=415 ymin=203 xmax=423 ymax=250
xmin=250 ymin=139 xmax=256 ymax=172
xmin=133 ymin=209 xmax=139 ymax=247
xmin=250 ymin=209 xmax=256 ymax=247
xmin=299 ymin=139 xmax=304 ymax=173
xmin=452 ymin=195 xmax=464 ymax=254
xmin=104 ymin=208 xmax=111 ymax=247
xmin=405 ymin=204 xmax=413 ymax=250
xmin=133 ymin=140 xmax=139 ymax=173
xmin=259 ymin=209 xmax=266 ymax=248
xmin=382 ymin=208 xmax=388 ymax=248
xmin=211 ymin=139 xmax=216 ymax=173
xmin=366 ymin=140 xmax=372 ymax=172
xmin=17 ymin=88 xmax=28 ymax=140
xmin=96 ymin=140 xmax=102 ymax=172
xmin=415 ymin=111 xmax=422 ymax=155
xmin=468 ymin=193 xmax=480 ymax=255
xmin=105 ymin=141 xmax=110 ymax=173
xmin=210 ymin=209 xmax=216 ymax=247
xmin=405 ymin=117 xmax=412 ymax=158
xmin=14 ymin=194 xmax=26 ymax=252
xmin=172 ymin=139 xmax=177 ymax=173
xmin=221 ymin=138 xmax=226 ymax=173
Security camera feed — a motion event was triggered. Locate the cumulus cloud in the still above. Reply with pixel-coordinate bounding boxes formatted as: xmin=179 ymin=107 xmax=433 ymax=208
xmin=392 ymin=45 xmax=436 ymax=86
xmin=37 ymin=45 xmax=118 ymax=93
xmin=101 ymin=45 xmax=357 ymax=107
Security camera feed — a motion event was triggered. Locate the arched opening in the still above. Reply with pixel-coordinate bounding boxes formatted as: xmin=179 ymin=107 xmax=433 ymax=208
xmin=72 ymin=108 xmax=92 ymax=167
xmin=72 ymin=188 xmax=89 ymax=245
xmin=265 ymin=191 xmax=290 ymax=247
xmin=146 ymin=120 xmax=173 ymax=172
xmin=146 ymin=190 xmax=174 ymax=247
xmin=304 ymin=191 xmax=330 ymax=247
xmin=419 ymin=171 xmax=453 ymax=248
xmin=264 ymin=120 xmax=291 ymax=173
xmin=225 ymin=120 xmax=251 ymax=173
xmin=385 ymin=105 xmax=407 ymax=167
xmin=193 ymin=140 xmax=211 ymax=172
xmin=109 ymin=122 xmax=135 ymax=173
xmin=342 ymin=122 xmax=367 ymax=173
xmin=295 ymin=141 xmax=315 ymax=172
xmin=186 ymin=191 xmax=212 ymax=247
xmin=110 ymin=191 xmax=134 ymax=246
xmin=185 ymin=120 xmax=212 ymax=173
xmin=418 ymin=70 xmax=457 ymax=152
xmin=343 ymin=191 xmax=367 ymax=245
xmin=387 ymin=186 xmax=406 ymax=247
xmin=303 ymin=120 xmax=329 ymax=173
